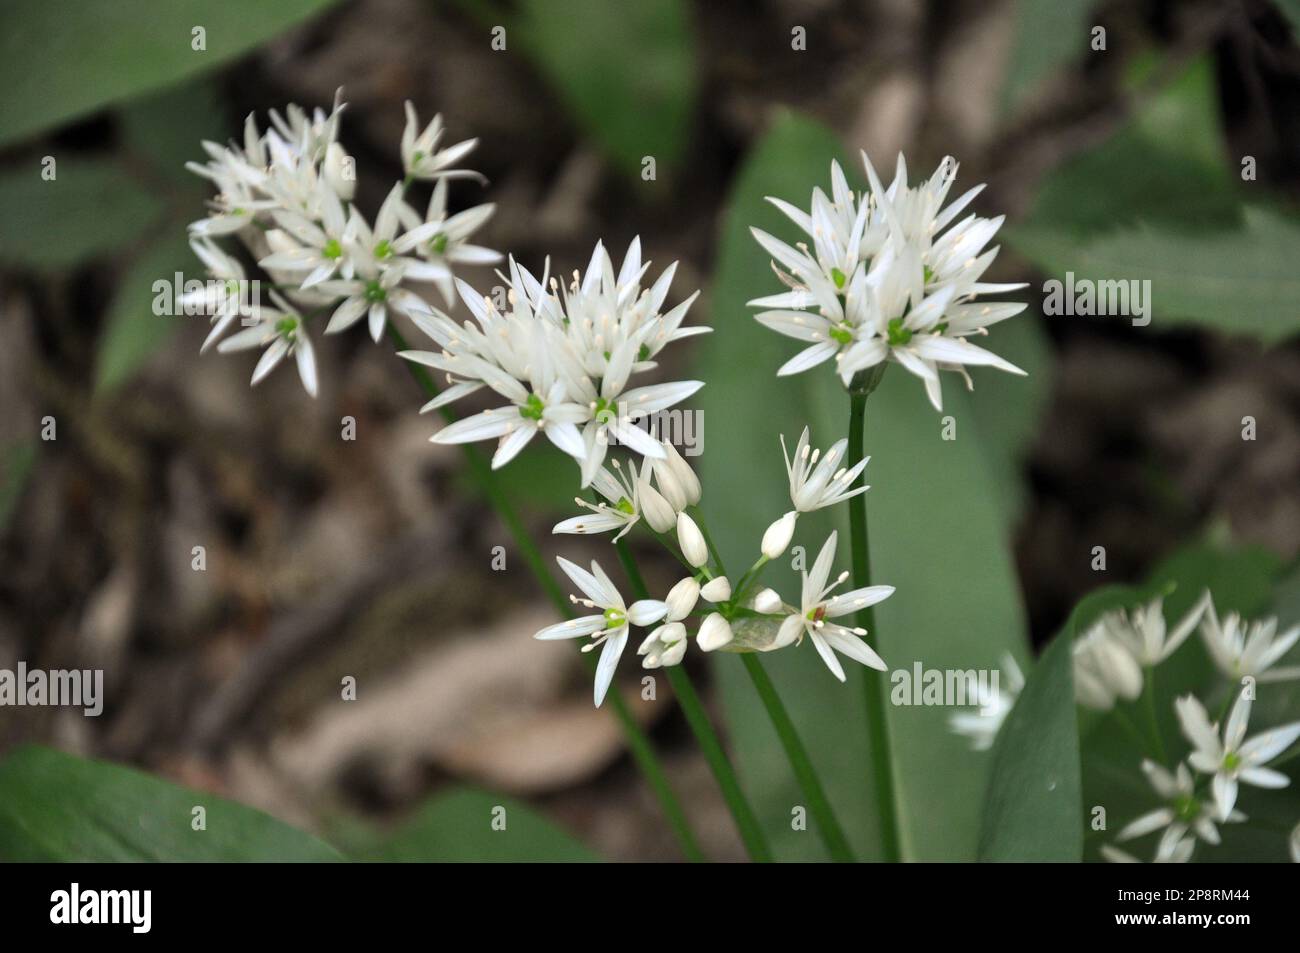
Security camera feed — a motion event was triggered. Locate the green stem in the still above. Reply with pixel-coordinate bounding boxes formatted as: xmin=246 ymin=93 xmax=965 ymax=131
xmin=1112 ymin=708 xmax=1152 ymax=758
xmin=615 ymin=539 xmax=772 ymax=862
xmin=733 ymin=555 xmax=770 ymax=606
xmin=740 ymin=653 xmax=856 ymax=861
xmin=848 ymin=388 xmax=902 ymax=862
xmin=1214 ymin=689 xmax=1236 ymax=725
xmin=387 ymin=324 xmax=704 ymax=862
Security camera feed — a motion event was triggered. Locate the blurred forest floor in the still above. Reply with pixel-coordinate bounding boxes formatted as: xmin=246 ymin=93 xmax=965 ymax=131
xmin=1 ymin=0 xmax=1298 ymax=860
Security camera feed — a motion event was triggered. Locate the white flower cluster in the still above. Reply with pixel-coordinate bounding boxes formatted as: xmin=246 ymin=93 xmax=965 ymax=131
xmin=553 ymin=443 xmax=701 ymax=540
xmin=1073 ymin=592 xmax=1300 ymax=712
xmin=1061 ymin=592 xmax=1300 ymax=862
xmin=399 ymin=238 xmax=708 ymax=480
xmin=1104 ymin=690 xmax=1299 ymax=863
xmin=749 ymin=154 xmax=1027 ymax=410
xmin=537 ymin=424 xmax=893 ymax=703
xmin=948 ymin=653 xmax=1025 ymax=752
xmin=185 ymin=91 xmax=498 ymax=396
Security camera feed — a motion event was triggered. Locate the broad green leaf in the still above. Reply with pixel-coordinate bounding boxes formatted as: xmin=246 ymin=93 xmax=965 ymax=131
xmin=1017 ymin=58 xmax=1239 ymax=235
xmin=347 ymin=788 xmax=597 ymax=862
xmin=512 ymin=0 xmax=697 ymax=176
xmin=1001 ymin=0 xmax=1094 ymax=112
xmin=966 ymin=310 xmax=1053 ymax=521
xmin=865 ymin=374 xmax=1034 ymax=860
xmin=696 ymin=113 xmax=1034 ymax=860
xmin=118 ymin=79 xmax=226 ymax=190
xmin=0 ymin=0 xmax=337 ymax=147
xmin=96 ymin=235 xmax=195 ymax=393
xmin=1006 ymin=57 xmax=1300 ymax=343
xmin=0 ymin=441 xmax=37 ymax=532
xmin=1012 ymin=207 xmax=1300 ymax=343
xmin=1123 ymin=56 xmax=1228 ymax=172
xmin=1277 ymin=0 xmax=1300 ymax=38
xmin=978 ymin=631 xmax=1082 ymax=861
xmin=0 ymin=746 xmax=343 ymax=861
xmin=0 ymin=158 xmax=164 ymax=269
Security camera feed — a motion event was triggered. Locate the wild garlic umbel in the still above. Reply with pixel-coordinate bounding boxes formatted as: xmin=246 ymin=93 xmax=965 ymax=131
xmin=185 ymin=91 xmax=498 ymax=395
xmin=749 ymin=154 xmax=1026 ymax=410
xmin=177 ymin=94 xmax=1298 ymax=866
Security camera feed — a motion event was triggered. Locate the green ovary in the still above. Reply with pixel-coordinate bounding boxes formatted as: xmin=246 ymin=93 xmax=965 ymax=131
xmin=592 ymin=396 xmax=615 ymax=424
xmin=887 ymin=317 xmax=912 ymax=347
xmin=518 ymin=393 xmax=546 ymax=422
xmin=1174 ymin=794 xmax=1200 ymax=822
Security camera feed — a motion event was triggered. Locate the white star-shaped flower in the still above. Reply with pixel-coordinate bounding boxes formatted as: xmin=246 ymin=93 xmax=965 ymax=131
xmin=772 ymin=530 xmax=892 ymax=681
xmin=1201 ymin=600 xmax=1300 ymax=684
xmin=534 ymin=557 xmax=668 ymax=706
xmin=215 ymin=291 xmax=318 ymax=397
xmin=1116 ymin=759 xmax=1245 ymax=861
xmin=948 ymin=653 xmax=1024 ymax=752
xmin=1107 ymin=591 xmax=1211 ymax=667
xmin=1176 ymin=692 xmax=1300 ymax=820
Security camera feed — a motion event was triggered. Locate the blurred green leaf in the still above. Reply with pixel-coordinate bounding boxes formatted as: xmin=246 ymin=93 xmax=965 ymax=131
xmin=1016 ymin=58 xmax=1237 ymax=236
xmin=118 ymin=79 xmax=226 ymax=189
xmin=966 ymin=311 xmax=1053 ymax=521
xmin=0 ymin=158 xmax=164 ymax=269
xmin=1276 ymin=0 xmax=1300 ymax=37
xmin=0 ymin=0 xmax=337 ymax=147
xmin=1008 ymin=57 xmax=1300 ymax=343
xmin=0 ymin=746 xmax=343 ymax=861
xmin=1001 ymin=0 xmax=1093 ymax=112
xmin=978 ymin=630 xmax=1082 ymax=861
xmin=0 ymin=442 xmax=37 ymax=532
xmin=1270 ymin=557 xmax=1300 ymax=626
xmin=1123 ymin=56 xmax=1227 ymax=171
xmin=696 ymin=112 xmax=1034 ymax=860
xmin=1012 ymin=207 xmax=1300 ymax=343
xmin=349 ymin=788 xmax=597 ymax=862
xmin=96 ymin=234 xmax=195 ymax=393
xmin=509 ymin=0 xmax=697 ymax=176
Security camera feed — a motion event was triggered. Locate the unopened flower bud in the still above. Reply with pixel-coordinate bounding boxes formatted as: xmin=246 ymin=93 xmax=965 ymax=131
xmin=677 ymin=512 xmax=708 ymax=568
xmin=700 ymin=575 xmax=732 ymax=603
xmin=323 ymin=142 xmax=356 ymax=201
xmin=761 ymin=511 xmax=798 ymax=559
xmin=653 ymin=440 xmax=701 ymax=509
xmin=664 ymin=577 xmax=700 ymax=621
xmin=660 ymin=638 xmax=688 ymax=667
xmin=639 ymin=479 xmax=677 ymax=533
xmin=751 ymin=587 xmax=783 ymax=615
xmin=697 ymin=612 xmax=734 ymax=652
